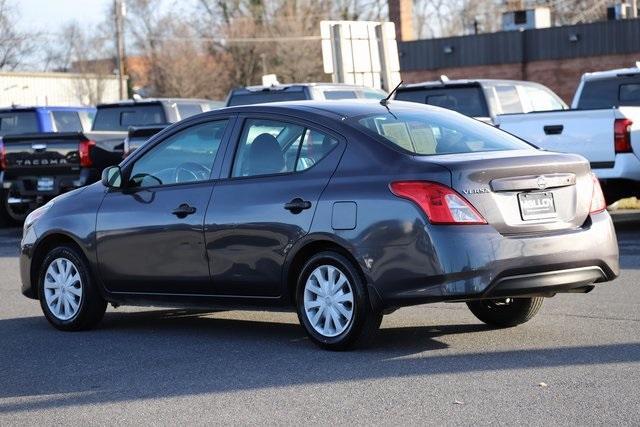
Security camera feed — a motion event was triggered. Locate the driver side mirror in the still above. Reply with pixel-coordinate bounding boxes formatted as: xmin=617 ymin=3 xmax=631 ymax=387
xmin=101 ymin=166 xmax=123 ymax=189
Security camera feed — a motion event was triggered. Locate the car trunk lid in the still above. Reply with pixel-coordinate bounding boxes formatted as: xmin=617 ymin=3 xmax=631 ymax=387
xmin=423 ymin=149 xmax=593 ymax=234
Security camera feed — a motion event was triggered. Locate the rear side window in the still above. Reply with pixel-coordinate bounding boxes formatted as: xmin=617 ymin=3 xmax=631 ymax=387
xmin=232 ymin=119 xmax=337 ymax=177
xmin=51 ymin=111 xmax=83 ymax=132
xmin=355 ymin=109 xmax=532 ymax=155
xmin=227 ymin=90 xmax=308 ymax=106
xmin=395 ymin=87 xmax=489 ymax=117
xmin=0 ymin=111 xmax=39 ymax=136
xmin=619 ymin=83 xmax=640 ymax=105
xmin=577 ymin=79 xmax=620 ymax=109
xmin=494 ymin=85 xmax=523 ymax=114
xmin=176 ymin=103 xmax=203 ymax=119
xmin=323 ymin=90 xmax=358 ymax=100
xmin=93 ymin=104 xmax=166 ymax=131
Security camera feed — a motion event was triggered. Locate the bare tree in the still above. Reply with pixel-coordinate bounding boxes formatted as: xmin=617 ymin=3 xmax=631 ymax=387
xmin=0 ymin=0 xmax=35 ymax=70
xmin=126 ymin=0 xmax=233 ymax=99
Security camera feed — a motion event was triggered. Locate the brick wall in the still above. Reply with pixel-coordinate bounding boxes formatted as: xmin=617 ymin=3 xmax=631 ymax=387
xmin=401 ymin=53 xmax=640 ymax=103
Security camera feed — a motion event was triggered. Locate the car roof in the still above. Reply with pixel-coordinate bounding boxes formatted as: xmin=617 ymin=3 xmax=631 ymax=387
xmin=0 ymin=105 xmax=95 ymax=113
xmin=217 ymin=99 xmax=439 ymax=120
xmin=399 ymin=78 xmax=545 ymax=89
xmin=580 ymin=64 xmax=640 ymax=81
xmin=97 ymin=98 xmax=215 ymax=108
xmin=230 ymin=83 xmax=385 ymax=93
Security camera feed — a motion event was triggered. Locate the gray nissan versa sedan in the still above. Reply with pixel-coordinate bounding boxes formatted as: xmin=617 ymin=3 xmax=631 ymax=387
xmin=19 ymin=100 xmax=619 ymax=350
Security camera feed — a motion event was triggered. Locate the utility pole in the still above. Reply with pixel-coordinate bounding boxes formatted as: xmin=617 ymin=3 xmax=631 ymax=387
xmin=114 ymin=0 xmax=126 ymax=99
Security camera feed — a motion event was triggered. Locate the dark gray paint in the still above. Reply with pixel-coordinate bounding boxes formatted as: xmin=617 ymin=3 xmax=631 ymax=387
xmin=20 ymin=101 xmax=619 ymax=313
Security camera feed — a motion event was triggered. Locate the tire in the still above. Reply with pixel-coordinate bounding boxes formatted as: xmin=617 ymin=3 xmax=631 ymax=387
xmin=38 ymin=245 xmax=107 ymax=331
xmin=466 ymin=297 xmax=544 ymax=328
xmin=0 ymin=189 xmax=25 ymax=227
xmin=295 ymin=251 xmax=382 ymax=351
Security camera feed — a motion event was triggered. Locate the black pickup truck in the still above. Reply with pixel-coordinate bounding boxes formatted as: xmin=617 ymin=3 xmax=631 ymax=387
xmin=0 ymin=98 xmax=218 ymax=224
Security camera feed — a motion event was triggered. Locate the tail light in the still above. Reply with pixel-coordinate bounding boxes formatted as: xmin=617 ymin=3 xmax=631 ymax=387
xmin=0 ymin=139 xmax=6 ymax=171
xmin=614 ymin=118 xmax=633 ymax=153
xmin=79 ymin=139 xmax=95 ymax=167
xmin=390 ymin=181 xmax=487 ymax=225
xmin=590 ymin=174 xmax=606 ymax=214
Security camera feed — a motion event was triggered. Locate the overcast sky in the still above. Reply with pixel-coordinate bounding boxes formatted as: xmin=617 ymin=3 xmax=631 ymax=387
xmin=16 ymin=0 xmax=110 ymax=33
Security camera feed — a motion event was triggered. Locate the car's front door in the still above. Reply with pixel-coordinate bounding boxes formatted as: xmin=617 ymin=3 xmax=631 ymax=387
xmin=96 ymin=117 xmax=232 ymax=294
xmin=205 ymin=116 xmax=345 ymax=297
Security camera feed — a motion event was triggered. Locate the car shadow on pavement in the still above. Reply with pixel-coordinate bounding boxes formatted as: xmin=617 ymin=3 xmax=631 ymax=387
xmin=1 ymin=310 xmax=639 ymax=414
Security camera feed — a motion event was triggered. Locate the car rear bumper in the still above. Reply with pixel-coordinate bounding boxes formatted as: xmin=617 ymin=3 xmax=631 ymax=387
xmin=371 ymin=211 xmax=619 ymax=308
xmin=593 ymin=153 xmax=640 ymax=182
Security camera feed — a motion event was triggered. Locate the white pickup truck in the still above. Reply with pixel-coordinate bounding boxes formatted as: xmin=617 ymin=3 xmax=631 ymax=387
xmin=395 ymin=68 xmax=640 ymax=201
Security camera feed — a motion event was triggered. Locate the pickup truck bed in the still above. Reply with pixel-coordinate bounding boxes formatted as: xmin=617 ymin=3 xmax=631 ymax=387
xmin=496 ymin=107 xmax=640 ymax=190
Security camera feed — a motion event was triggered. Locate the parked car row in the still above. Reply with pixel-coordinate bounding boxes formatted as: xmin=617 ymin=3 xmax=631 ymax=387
xmin=2 ymin=66 xmax=638 ymax=227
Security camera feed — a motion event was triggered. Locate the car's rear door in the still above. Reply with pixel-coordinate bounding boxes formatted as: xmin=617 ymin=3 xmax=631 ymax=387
xmin=96 ymin=116 xmax=234 ymax=294
xmin=204 ymin=114 xmax=345 ymax=297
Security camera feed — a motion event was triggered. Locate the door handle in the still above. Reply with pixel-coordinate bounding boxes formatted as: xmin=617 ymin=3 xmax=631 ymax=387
xmin=284 ymin=198 xmax=312 ymax=214
xmin=172 ymin=203 xmax=197 ymax=218
xmin=543 ymin=125 xmax=563 ymax=135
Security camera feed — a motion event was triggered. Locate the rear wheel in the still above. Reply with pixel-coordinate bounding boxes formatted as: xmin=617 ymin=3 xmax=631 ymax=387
xmin=466 ymin=297 xmax=544 ymax=328
xmin=296 ymin=251 xmax=382 ymax=350
xmin=38 ymin=245 xmax=107 ymax=331
xmin=0 ymin=188 xmax=28 ymax=226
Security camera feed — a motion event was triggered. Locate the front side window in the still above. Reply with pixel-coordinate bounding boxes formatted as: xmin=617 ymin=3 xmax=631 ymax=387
xmin=355 ymin=109 xmax=532 ymax=155
xmin=232 ymin=119 xmax=338 ymax=178
xmin=129 ymin=120 xmax=228 ymax=188
xmin=52 ymin=111 xmax=83 ymax=132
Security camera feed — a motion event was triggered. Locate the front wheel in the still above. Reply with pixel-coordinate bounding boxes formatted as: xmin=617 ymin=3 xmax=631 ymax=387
xmin=38 ymin=245 xmax=107 ymax=331
xmin=296 ymin=251 xmax=382 ymax=351
xmin=466 ymin=297 xmax=544 ymax=328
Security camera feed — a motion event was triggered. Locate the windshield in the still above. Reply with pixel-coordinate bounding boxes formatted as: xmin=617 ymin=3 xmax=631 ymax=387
xmin=354 ymin=108 xmax=533 ymax=155
xmin=92 ymin=104 xmax=166 ymax=131
xmin=0 ymin=111 xmax=39 ymax=136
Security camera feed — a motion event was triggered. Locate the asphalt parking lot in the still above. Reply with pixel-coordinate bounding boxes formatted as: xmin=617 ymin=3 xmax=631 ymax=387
xmin=0 ymin=225 xmax=638 ymax=425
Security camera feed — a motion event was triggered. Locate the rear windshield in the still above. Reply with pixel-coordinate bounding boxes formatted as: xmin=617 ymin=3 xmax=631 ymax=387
xmin=577 ymin=77 xmax=640 ymax=109
xmin=0 ymin=111 xmax=39 ymax=136
xmin=395 ymin=86 xmax=489 ymax=117
xmin=227 ymin=90 xmax=308 ymax=106
xmin=92 ymin=104 xmax=166 ymax=131
xmin=355 ymin=109 xmax=532 ymax=155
